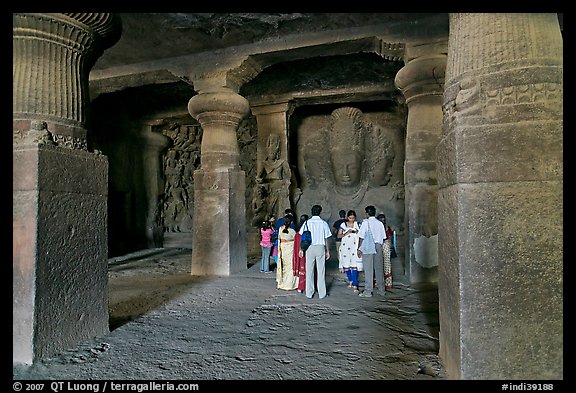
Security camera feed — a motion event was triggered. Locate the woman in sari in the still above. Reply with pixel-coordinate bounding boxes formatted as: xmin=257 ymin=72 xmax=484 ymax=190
xmin=377 ymin=213 xmax=393 ymax=291
xmin=277 ymin=215 xmax=298 ymax=290
xmin=292 ymin=214 xmax=308 ymax=293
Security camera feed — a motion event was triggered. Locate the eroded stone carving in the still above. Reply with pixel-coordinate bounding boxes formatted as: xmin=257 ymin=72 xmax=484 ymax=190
xmin=251 ymin=184 xmax=267 ymax=226
xmin=13 ymin=121 xmax=55 ymax=146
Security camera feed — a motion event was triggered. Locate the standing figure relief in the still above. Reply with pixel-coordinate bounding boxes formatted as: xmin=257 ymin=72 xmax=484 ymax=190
xmin=255 ymin=133 xmax=292 ymax=221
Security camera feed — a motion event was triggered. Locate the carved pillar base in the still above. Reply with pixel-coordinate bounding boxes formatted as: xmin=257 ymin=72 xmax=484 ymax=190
xmin=13 ymin=144 xmax=109 ymax=364
xmin=191 ymin=169 xmax=247 ymax=275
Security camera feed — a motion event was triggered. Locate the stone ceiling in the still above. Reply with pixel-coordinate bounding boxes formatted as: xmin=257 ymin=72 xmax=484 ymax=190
xmin=89 ymin=13 xmax=562 ymax=116
xmin=93 ymin=13 xmax=445 ymax=70
xmin=90 ymin=13 xmax=451 ymax=107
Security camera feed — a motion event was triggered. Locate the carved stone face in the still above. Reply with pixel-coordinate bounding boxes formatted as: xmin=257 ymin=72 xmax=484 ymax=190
xmin=370 ymin=157 xmax=393 ymax=186
xmin=331 ymin=150 xmax=362 ymax=187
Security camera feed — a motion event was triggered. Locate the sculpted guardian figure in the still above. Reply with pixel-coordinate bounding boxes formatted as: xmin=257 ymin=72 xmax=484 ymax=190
xmin=256 ymin=133 xmax=292 ymax=220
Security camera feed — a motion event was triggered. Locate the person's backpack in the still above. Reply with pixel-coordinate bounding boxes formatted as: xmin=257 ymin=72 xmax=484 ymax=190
xmin=300 ymin=221 xmax=312 ymax=252
xmin=358 ymin=221 xmax=376 ymax=254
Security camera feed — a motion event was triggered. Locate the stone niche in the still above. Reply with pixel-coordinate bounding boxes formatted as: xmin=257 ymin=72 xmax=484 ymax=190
xmin=291 ymin=102 xmax=406 ymax=251
xmin=159 ymin=120 xmax=202 ymax=247
xmin=93 ymin=93 xmax=403 ymax=259
xmin=160 ymin=114 xmax=259 ymax=251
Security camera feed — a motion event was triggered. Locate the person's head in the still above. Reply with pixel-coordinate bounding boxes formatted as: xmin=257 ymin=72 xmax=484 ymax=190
xmin=284 ymin=208 xmax=294 ymax=216
xmin=365 ymin=205 xmax=376 ymax=217
xmin=311 ymin=204 xmax=322 ymax=217
xmin=282 ymin=215 xmax=293 ymax=233
xmin=347 ymin=210 xmax=357 ymax=222
xmin=377 ymin=213 xmax=386 ymax=225
xmin=267 ymin=214 xmax=276 ymax=223
xmin=299 ymin=214 xmax=309 ymax=228
xmin=339 ymin=209 xmax=346 ymax=218
xmin=261 ymin=220 xmax=271 ymax=230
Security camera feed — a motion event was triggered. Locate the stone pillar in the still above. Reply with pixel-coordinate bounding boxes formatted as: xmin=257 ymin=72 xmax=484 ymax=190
xmin=139 ymin=121 xmax=171 ymax=248
xmin=438 ymin=13 xmax=562 ymax=379
xmin=251 ymin=102 xmax=292 ymax=218
xmin=394 ymin=41 xmax=447 ymax=283
xmin=188 ymin=85 xmax=250 ymax=275
xmin=13 ymin=13 xmax=121 ymax=364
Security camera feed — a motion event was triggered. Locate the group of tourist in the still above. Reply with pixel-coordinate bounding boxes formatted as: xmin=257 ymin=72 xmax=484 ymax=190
xmin=259 ymin=204 xmax=396 ymax=299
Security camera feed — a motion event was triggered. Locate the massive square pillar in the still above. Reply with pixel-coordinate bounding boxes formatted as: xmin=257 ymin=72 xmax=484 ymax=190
xmin=13 ymin=13 xmax=120 ymax=364
xmin=438 ymin=13 xmax=563 ymax=379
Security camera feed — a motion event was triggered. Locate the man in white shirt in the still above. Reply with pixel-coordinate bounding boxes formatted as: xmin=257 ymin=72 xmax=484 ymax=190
xmin=357 ymin=205 xmax=387 ymax=298
xmin=298 ymin=204 xmax=332 ymax=299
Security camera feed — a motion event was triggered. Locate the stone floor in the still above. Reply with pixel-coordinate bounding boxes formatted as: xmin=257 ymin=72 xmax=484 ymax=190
xmin=13 ymin=248 xmax=447 ymax=381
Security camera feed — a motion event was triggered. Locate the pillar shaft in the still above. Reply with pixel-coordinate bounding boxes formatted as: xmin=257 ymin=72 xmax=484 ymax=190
xmin=395 ymin=41 xmax=447 ymax=283
xmin=438 ymin=13 xmax=563 ymax=379
xmin=139 ymin=122 xmax=171 ymax=248
xmin=13 ymin=13 xmax=120 ymax=365
xmin=188 ymin=87 xmax=249 ymax=275
xmin=251 ymin=102 xmax=292 ymax=219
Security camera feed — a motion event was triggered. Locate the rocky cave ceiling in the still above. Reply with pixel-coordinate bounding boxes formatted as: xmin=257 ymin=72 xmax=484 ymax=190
xmin=93 ymin=13 xmax=443 ymax=70
xmin=90 ymin=13 xmax=562 ymax=117
xmin=92 ymin=13 xmax=431 ymax=110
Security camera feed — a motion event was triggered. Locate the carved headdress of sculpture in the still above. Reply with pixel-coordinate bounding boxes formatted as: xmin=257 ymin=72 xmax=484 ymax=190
xmin=329 ymin=107 xmax=365 ymax=154
xmin=327 ymin=107 xmax=368 ymax=188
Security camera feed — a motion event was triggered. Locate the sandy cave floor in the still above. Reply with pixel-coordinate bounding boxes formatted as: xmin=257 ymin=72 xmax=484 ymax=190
xmin=14 ymin=247 xmax=447 ymax=381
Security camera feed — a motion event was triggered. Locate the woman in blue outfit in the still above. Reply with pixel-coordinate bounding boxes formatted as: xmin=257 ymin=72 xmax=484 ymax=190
xmin=337 ymin=210 xmax=363 ymax=292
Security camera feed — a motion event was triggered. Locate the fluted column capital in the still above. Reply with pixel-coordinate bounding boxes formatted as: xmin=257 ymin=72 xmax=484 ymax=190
xmin=188 ymin=88 xmax=250 ymax=126
xmin=395 ymin=41 xmax=448 ymax=104
xmin=13 ymin=13 xmax=121 ymax=61
xmin=13 ymin=13 xmax=121 ymax=151
xmin=188 ymin=86 xmax=249 ymax=171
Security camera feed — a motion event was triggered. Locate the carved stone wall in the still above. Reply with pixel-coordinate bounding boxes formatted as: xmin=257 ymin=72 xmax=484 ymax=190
xmin=157 ymin=114 xmax=259 ymax=250
xmin=160 ymin=122 xmax=202 ymax=234
xmin=237 ymin=115 xmax=260 ymax=257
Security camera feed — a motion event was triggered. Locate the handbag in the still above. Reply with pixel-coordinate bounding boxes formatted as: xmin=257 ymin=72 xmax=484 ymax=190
xmin=358 ymin=221 xmax=376 ymax=254
xmin=300 ymin=221 xmax=312 ymax=252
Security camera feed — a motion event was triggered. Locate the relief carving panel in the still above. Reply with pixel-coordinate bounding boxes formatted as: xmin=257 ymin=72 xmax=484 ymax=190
xmin=295 ymin=106 xmax=405 ymax=230
xmin=160 ymin=123 xmax=202 ymax=233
